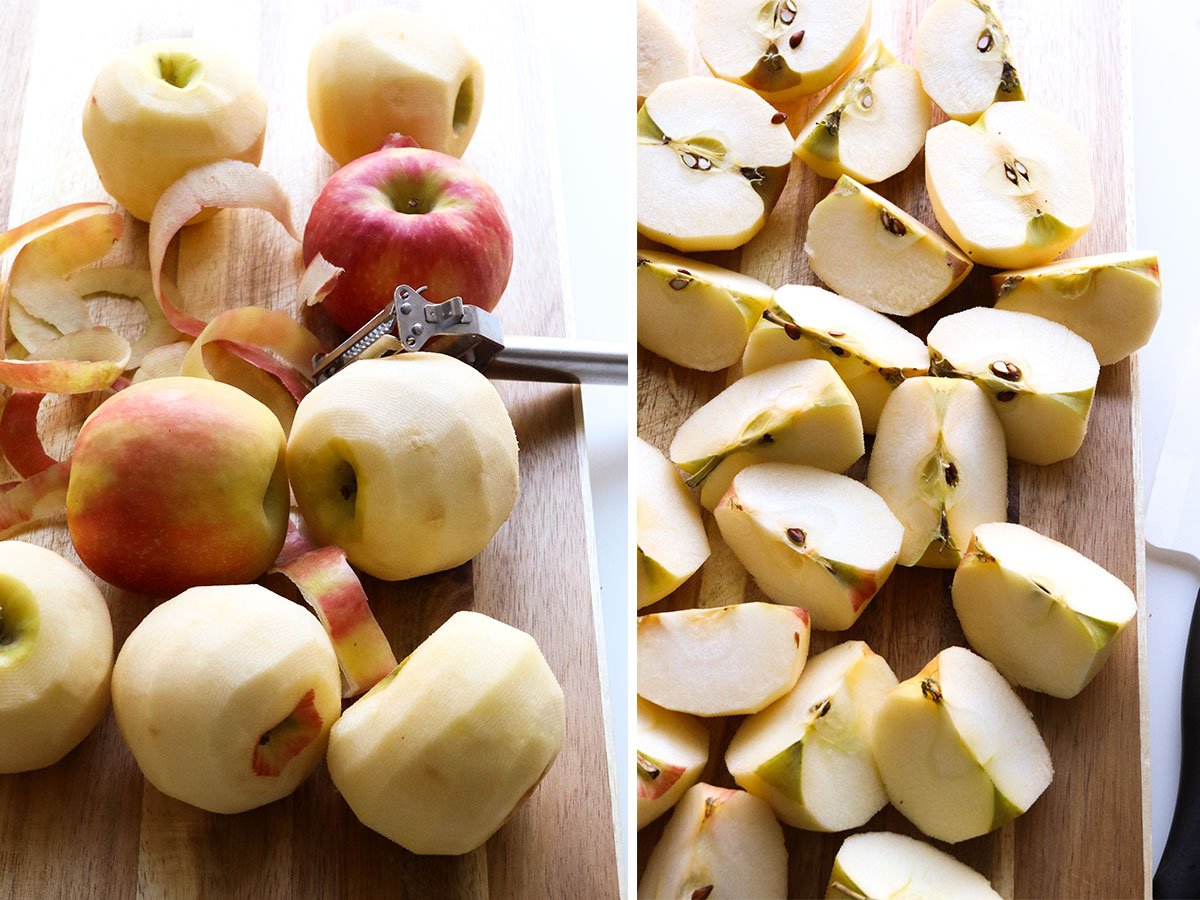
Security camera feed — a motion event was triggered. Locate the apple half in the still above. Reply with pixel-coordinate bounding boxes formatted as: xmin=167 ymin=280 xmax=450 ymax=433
xmin=637 ymin=602 xmax=810 ymax=716
xmin=636 ymin=436 xmax=710 ymax=609
xmin=953 ymin=522 xmax=1137 ymax=698
xmin=637 ymin=249 xmax=773 ymax=371
xmin=742 ymin=284 xmax=929 ymax=433
xmin=638 ymin=77 xmax=792 ymax=252
xmin=828 ymin=831 xmax=1003 ymax=899
xmin=637 ymin=783 xmax=788 ymax=900
xmin=805 ymin=176 xmax=973 ymax=316
xmin=993 ymin=252 xmax=1161 ymax=365
xmin=871 ymin=646 xmax=1053 ymax=843
xmin=716 ymin=464 xmax=903 ymax=630
xmin=866 ymin=376 xmax=1007 ymax=568
xmin=726 ymin=641 xmax=897 ymax=830
xmin=695 ymin=0 xmax=871 ymax=102
xmin=794 ymin=40 xmax=931 ymax=185
xmin=927 ymin=306 xmax=1099 ymax=465
xmin=915 ymin=0 xmax=1024 ymax=124
xmin=637 ymin=697 xmax=709 ymax=829
xmin=638 ymin=0 xmax=688 ymax=107
xmin=925 ymin=101 xmax=1095 ymax=269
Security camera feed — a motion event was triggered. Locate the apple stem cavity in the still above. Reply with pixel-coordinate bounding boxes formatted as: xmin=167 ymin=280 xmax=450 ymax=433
xmin=155 ymin=52 xmax=204 ymax=89
xmin=251 ymin=689 xmax=323 ymax=777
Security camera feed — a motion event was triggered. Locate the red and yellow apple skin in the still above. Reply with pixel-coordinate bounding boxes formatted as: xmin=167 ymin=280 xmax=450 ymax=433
xmin=65 ymin=377 xmax=289 ymax=597
xmin=302 ymin=147 xmax=513 ymax=332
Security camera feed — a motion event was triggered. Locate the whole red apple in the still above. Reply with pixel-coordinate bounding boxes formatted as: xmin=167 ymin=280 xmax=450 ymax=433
xmin=303 ymin=147 xmax=513 ymax=332
xmin=66 ymin=377 xmax=289 ymax=597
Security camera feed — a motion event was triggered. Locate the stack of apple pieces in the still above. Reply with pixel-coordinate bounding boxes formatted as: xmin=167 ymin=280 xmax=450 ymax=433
xmin=637 ymin=0 xmax=687 ymax=107
xmin=742 ymin=285 xmax=929 ymax=433
xmin=714 ymin=465 xmax=903 ymax=630
xmin=637 ymin=697 xmax=709 ymax=829
xmin=953 ymin=522 xmax=1137 ymax=698
xmin=725 ymin=641 xmax=897 ymax=831
xmin=636 ymin=437 xmax=710 ymax=608
xmin=828 ymin=832 xmax=1003 ymax=899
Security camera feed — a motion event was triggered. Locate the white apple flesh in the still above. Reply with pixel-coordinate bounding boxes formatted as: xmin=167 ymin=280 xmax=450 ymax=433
xmin=726 ymin=641 xmax=898 ymax=830
xmin=953 ymin=522 xmax=1137 ymax=698
xmin=828 ymin=831 xmax=1003 ymax=899
xmin=638 ymin=602 xmax=810 ymax=716
xmin=637 ymin=697 xmax=709 ymax=829
xmin=638 ymin=0 xmax=688 ymax=107
xmin=636 ymin=436 xmax=710 ymax=609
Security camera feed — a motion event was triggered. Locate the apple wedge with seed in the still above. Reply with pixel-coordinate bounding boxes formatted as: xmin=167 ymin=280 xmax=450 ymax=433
xmin=927 ymin=306 xmax=1099 ymax=465
xmin=669 ymin=358 xmax=864 ymax=511
xmin=867 ymin=377 xmax=1007 ymax=568
xmin=828 ymin=831 xmax=1003 ymax=899
xmin=715 ymin=464 xmax=903 ymax=630
xmin=726 ymin=641 xmax=897 ymax=831
xmin=637 ymin=697 xmax=709 ymax=829
xmin=805 ymin=176 xmax=973 ymax=317
xmin=638 ymin=0 xmax=688 ymax=108
xmin=794 ymin=40 xmax=931 ymax=184
xmin=993 ymin=251 xmax=1162 ymax=365
xmin=695 ymin=0 xmax=871 ymax=102
xmin=637 ymin=249 xmax=773 ymax=371
xmin=636 ymin=436 xmax=710 ymax=609
xmin=953 ymin=522 xmax=1137 ymax=698
xmin=742 ymin=285 xmax=929 ymax=433
xmin=637 ymin=77 xmax=792 ymax=252
xmin=871 ymin=646 xmax=1053 ymax=843
xmin=637 ymin=602 xmax=810 ymax=717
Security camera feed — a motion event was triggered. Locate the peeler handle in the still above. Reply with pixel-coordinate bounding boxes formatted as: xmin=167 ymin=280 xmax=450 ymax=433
xmin=1155 ymin=586 xmax=1200 ymax=898
xmin=484 ymin=336 xmax=627 ymax=385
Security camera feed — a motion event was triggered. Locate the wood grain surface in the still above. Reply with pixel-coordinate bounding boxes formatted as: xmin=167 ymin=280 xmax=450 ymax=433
xmin=0 ymin=1 xmax=620 ymax=898
xmin=637 ymin=0 xmax=1149 ymax=897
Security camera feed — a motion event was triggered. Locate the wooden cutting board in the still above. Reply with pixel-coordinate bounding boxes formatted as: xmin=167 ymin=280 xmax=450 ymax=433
xmin=637 ymin=0 xmax=1149 ymax=897
xmin=0 ymin=1 xmax=620 ymax=898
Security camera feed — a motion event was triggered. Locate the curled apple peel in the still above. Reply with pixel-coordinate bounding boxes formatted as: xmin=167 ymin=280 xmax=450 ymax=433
xmin=0 ymin=392 xmax=57 ymax=478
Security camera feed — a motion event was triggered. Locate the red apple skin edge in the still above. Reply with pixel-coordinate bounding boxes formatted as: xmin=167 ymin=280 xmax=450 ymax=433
xmin=303 ymin=146 xmax=514 ymax=333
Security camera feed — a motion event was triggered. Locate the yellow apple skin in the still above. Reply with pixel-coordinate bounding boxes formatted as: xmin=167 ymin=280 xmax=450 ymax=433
xmin=327 ymin=611 xmax=564 ymax=855
xmin=0 ymin=541 xmax=112 ymax=774
xmin=308 ymin=9 xmax=483 ymax=164
xmin=82 ymin=39 xmax=267 ymax=222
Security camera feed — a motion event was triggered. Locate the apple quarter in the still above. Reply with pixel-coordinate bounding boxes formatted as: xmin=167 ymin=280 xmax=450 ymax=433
xmin=829 ymin=832 xmax=1003 ymax=899
xmin=636 ymin=436 xmax=710 ymax=609
xmin=637 ymin=697 xmax=709 ymax=829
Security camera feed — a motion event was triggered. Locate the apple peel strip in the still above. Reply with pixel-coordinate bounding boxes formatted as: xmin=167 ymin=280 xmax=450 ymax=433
xmin=297 ymin=254 xmax=342 ymax=309
xmin=0 ymin=458 xmax=70 ymax=539
xmin=0 ymin=391 xmax=55 ymax=478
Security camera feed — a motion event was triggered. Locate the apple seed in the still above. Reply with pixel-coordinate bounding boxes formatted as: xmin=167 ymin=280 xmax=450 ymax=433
xmin=977 ymin=30 xmax=994 ymax=53
xmin=810 ymin=698 xmax=832 ymax=718
xmin=777 ymin=0 xmax=797 ymax=26
xmin=786 ymin=527 xmax=806 ymax=547
xmin=691 ymin=887 xmax=715 ymax=900
xmin=636 ymin=753 xmax=661 ymax=780
xmin=989 ymin=360 xmax=1022 ymax=381
xmin=943 ymin=460 xmax=959 ymax=486
xmin=880 ymin=209 xmax=907 ymax=237
xmin=996 ymin=390 xmax=1017 ymax=402
xmin=789 ymin=30 xmax=805 ymax=50
xmin=771 ymin=112 xmax=787 ymax=125
xmin=920 ymin=676 xmax=943 ymax=704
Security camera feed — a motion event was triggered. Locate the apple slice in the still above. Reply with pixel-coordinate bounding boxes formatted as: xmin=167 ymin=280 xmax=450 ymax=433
xmin=866 ymin=377 xmax=1007 ymax=568
xmin=636 ymin=436 xmax=710 ymax=609
xmin=638 ymin=77 xmax=792 ymax=252
xmin=828 ymin=831 xmax=1003 ymax=899
xmin=914 ymin=0 xmax=1024 ymax=125
xmin=926 ymin=101 xmax=1094 ymax=268
xmin=726 ymin=641 xmax=897 ymax=830
xmin=715 ymin=464 xmax=903 ymax=630
xmin=953 ymin=522 xmax=1136 ymax=698
xmin=670 ymin=359 xmax=864 ymax=511
xmin=742 ymin=285 xmax=929 ymax=433
xmin=871 ymin=646 xmax=1053 ymax=843
xmin=927 ymin=306 xmax=1099 ymax=465
xmin=637 ymin=249 xmax=773 ymax=371
xmin=638 ymin=0 xmax=688 ymax=107
xmin=993 ymin=252 xmax=1162 ymax=365
xmin=794 ymin=41 xmax=931 ymax=184
xmin=695 ymin=0 xmax=871 ymax=102
xmin=637 ymin=697 xmax=710 ymax=829
xmin=637 ymin=602 xmax=810 ymax=716
xmin=637 ymin=783 xmax=788 ymax=900
xmin=805 ymin=176 xmax=973 ymax=316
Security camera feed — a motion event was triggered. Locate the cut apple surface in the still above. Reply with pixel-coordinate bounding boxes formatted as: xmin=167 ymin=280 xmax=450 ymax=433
xmin=636 ymin=436 xmax=710 ymax=609
xmin=866 ymin=377 xmax=1007 ymax=568
xmin=828 ymin=831 xmax=1003 ymax=899
xmin=716 ymin=464 xmax=903 ymax=630
xmin=925 ymin=101 xmax=1094 ymax=269
xmin=637 ymin=783 xmax=788 ymax=900
xmin=993 ymin=251 xmax=1161 ymax=365
xmin=805 ymin=176 xmax=973 ymax=317
xmin=638 ymin=77 xmax=792 ymax=252
xmin=794 ymin=40 xmax=931 ymax=184
xmin=915 ymin=0 xmax=1024 ymax=124
xmin=726 ymin=641 xmax=897 ymax=830
xmin=637 ymin=249 xmax=773 ymax=371
xmin=953 ymin=522 xmax=1136 ymax=698
xmin=927 ymin=306 xmax=1099 ymax=465
xmin=695 ymin=0 xmax=871 ymax=102
xmin=637 ymin=602 xmax=810 ymax=716
xmin=871 ymin=646 xmax=1052 ymax=843
xmin=637 ymin=697 xmax=709 ymax=829
xmin=742 ymin=285 xmax=929 ymax=433
xmin=638 ymin=0 xmax=688 ymax=107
